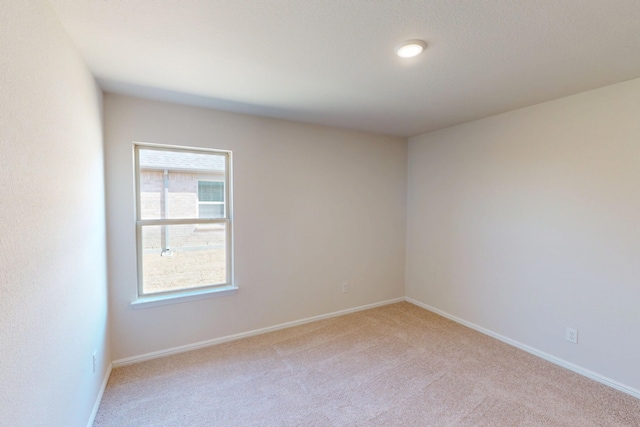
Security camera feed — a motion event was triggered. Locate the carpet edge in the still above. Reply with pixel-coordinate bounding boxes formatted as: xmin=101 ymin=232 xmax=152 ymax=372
xmin=112 ymin=297 xmax=405 ymax=368
xmin=405 ymin=297 xmax=640 ymax=400
xmin=86 ymin=362 xmax=113 ymax=427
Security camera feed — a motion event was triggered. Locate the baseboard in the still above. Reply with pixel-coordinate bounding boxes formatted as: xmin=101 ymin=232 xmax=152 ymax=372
xmin=112 ymin=297 xmax=405 ymax=368
xmin=405 ymin=297 xmax=640 ymax=400
xmin=86 ymin=362 xmax=112 ymax=427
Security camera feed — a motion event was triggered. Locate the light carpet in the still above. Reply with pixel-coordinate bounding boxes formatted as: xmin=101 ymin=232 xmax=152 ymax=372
xmin=94 ymin=302 xmax=640 ymax=426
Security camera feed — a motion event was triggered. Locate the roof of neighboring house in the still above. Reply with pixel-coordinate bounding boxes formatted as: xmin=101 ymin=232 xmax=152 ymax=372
xmin=139 ymin=148 xmax=225 ymax=172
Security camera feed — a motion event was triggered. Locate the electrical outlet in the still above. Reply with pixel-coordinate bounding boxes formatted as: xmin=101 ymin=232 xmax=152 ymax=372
xmin=565 ymin=327 xmax=578 ymax=344
xmin=92 ymin=352 xmax=97 ymax=373
xmin=342 ymin=282 xmax=349 ymax=293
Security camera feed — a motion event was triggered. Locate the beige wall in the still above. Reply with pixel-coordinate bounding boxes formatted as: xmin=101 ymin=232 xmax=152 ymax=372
xmin=0 ymin=1 xmax=109 ymax=426
xmin=104 ymin=94 xmax=407 ymax=360
xmin=406 ymin=78 xmax=640 ymax=392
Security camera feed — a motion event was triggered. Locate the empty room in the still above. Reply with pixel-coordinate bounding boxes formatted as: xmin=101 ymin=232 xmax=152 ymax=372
xmin=2 ymin=1 xmax=640 ymax=426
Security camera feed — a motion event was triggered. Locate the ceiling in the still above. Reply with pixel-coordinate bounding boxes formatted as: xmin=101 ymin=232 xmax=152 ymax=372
xmin=48 ymin=0 xmax=640 ymax=137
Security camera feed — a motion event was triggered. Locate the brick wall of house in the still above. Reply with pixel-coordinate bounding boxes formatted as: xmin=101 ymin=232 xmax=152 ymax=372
xmin=140 ymin=170 xmax=203 ymax=219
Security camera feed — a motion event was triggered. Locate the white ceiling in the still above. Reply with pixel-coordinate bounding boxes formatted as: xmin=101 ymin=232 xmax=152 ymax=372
xmin=49 ymin=0 xmax=640 ymax=137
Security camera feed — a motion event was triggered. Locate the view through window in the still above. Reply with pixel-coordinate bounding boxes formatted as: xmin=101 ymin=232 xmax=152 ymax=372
xmin=135 ymin=144 xmax=232 ymax=296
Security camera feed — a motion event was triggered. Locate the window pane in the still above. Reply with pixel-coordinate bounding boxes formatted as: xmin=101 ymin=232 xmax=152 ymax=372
xmin=141 ymin=224 xmax=227 ymax=294
xmin=198 ymin=181 xmax=224 ymax=202
xmin=139 ymin=170 xmax=164 ymax=220
xmin=198 ymin=203 xmax=224 ymax=219
xmin=138 ymin=148 xmax=226 ymax=220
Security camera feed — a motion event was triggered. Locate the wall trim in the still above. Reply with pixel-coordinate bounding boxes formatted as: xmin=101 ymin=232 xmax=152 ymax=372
xmin=86 ymin=362 xmax=112 ymax=427
xmin=405 ymin=297 xmax=640 ymax=400
xmin=112 ymin=297 xmax=405 ymax=367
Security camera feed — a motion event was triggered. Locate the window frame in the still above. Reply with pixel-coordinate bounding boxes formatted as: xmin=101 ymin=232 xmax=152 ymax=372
xmin=133 ymin=142 xmax=235 ymax=307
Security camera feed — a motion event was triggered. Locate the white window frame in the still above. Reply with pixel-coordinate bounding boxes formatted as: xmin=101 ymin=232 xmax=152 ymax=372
xmin=132 ymin=143 xmax=236 ymax=308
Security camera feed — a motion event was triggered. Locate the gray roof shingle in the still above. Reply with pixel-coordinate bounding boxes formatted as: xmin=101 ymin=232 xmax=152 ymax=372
xmin=139 ymin=149 xmax=225 ymax=172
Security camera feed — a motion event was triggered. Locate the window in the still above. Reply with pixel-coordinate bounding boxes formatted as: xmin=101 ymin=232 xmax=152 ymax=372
xmin=134 ymin=144 xmax=233 ymax=301
xmin=198 ymin=181 xmax=224 ymax=218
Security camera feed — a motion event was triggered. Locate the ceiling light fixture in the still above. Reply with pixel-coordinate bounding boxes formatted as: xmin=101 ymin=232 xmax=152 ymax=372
xmin=395 ymin=40 xmax=427 ymax=58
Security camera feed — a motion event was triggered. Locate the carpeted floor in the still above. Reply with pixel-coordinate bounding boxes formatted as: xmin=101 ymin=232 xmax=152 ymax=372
xmin=94 ymin=302 xmax=640 ymax=426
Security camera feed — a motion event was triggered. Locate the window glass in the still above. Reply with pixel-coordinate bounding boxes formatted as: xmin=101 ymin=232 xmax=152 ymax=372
xmin=135 ymin=145 xmax=232 ymax=297
xmin=141 ymin=224 xmax=227 ymax=294
xmin=138 ymin=149 xmax=226 ymax=221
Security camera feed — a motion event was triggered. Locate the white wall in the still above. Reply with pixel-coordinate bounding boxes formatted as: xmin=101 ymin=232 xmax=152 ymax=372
xmin=0 ymin=1 xmax=109 ymax=426
xmin=104 ymin=94 xmax=407 ymax=360
xmin=407 ymin=78 xmax=640 ymax=392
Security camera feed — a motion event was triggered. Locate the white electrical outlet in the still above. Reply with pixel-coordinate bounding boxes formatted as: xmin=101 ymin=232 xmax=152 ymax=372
xmin=92 ymin=352 xmax=97 ymax=373
xmin=342 ymin=282 xmax=349 ymax=293
xmin=565 ymin=327 xmax=578 ymax=344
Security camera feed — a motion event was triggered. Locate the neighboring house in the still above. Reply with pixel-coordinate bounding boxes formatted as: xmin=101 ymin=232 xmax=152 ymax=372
xmin=139 ymin=149 xmax=227 ymax=293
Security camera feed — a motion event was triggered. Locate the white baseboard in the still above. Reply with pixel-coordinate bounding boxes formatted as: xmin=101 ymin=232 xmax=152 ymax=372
xmin=86 ymin=362 xmax=112 ymax=427
xmin=405 ymin=297 xmax=640 ymax=400
xmin=112 ymin=297 xmax=405 ymax=368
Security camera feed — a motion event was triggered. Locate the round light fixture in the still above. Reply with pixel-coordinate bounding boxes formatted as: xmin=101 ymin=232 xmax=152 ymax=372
xmin=395 ymin=40 xmax=427 ymax=58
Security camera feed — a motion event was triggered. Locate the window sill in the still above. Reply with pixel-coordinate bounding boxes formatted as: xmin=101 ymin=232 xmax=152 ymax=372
xmin=131 ymin=285 xmax=239 ymax=309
